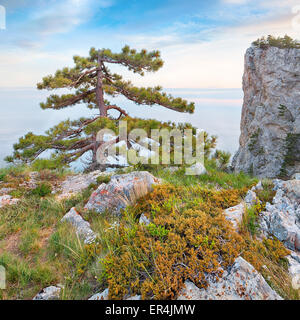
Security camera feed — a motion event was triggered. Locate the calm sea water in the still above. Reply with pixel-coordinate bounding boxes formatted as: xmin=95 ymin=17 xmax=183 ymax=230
xmin=0 ymin=87 xmax=243 ymax=170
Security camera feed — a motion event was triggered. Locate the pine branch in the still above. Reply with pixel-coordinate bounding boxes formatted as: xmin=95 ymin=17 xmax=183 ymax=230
xmin=104 ymin=78 xmax=195 ymax=113
xmin=106 ymin=105 xmax=129 ymax=118
xmin=40 ymin=89 xmax=96 ymax=110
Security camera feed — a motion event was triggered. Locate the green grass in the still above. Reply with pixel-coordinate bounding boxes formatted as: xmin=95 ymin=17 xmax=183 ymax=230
xmin=146 ymin=160 xmax=257 ymax=189
xmin=0 ymin=172 xmax=103 ymax=300
xmin=0 ymin=163 xmax=116 ymax=300
xmin=0 ymin=252 xmax=56 ymax=299
xmin=241 ymin=180 xmax=275 ymax=236
xmin=242 ymin=206 xmax=260 ymax=235
xmin=0 ymin=162 xmax=298 ymax=300
xmin=18 ymin=229 xmax=40 ymax=256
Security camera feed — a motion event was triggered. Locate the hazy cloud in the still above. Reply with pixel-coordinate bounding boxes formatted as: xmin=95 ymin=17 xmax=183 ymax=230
xmin=28 ymin=0 xmax=112 ymax=36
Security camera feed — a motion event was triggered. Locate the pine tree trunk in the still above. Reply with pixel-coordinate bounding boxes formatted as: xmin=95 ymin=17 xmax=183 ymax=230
xmin=96 ymin=53 xmax=107 ymax=118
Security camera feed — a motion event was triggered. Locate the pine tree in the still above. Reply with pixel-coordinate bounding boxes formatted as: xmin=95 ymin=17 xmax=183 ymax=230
xmin=6 ymin=46 xmax=201 ymax=170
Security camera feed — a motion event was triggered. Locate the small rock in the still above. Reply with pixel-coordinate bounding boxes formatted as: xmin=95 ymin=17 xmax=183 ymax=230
xmin=88 ymin=288 xmax=109 ymax=300
xmin=223 ymin=202 xmax=245 ymax=231
xmin=0 ymin=188 xmax=13 ymax=196
xmin=0 ymin=195 xmax=19 ymax=208
xmin=33 ymin=286 xmax=61 ymax=300
xmin=84 ymin=171 xmax=160 ymax=215
xmin=56 ymin=170 xmax=109 ymax=200
xmin=126 ymin=295 xmax=141 ymax=300
xmin=61 ymin=208 xmax=96 ymax=244
xmin=185 ymin=163 xmax=207 ymax=176
xmin=245 ymin=190 xmax=258 ymax=206
xmin=252 ymin=181 xmax=263 ymax=191
xmin=177 ymin=257 xmax=282 ymax=300
xmin=139 ymin=213 xmax=150 ymax=226
xmin=287 ymin=252 xmax=300 ymax=290
xmin=290 ymin=251 xmax=300 ymax=264
xmin=292 ymin=173 xmax=300 ymax=180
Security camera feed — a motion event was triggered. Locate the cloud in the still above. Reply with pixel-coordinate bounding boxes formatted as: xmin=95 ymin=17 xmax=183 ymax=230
xmin=119 ymin=3 xmax=299 ymax=89
xmin=1 ymin=0 xmax=299 ymax=89
xmin=29 ymin=0 xmax=111 ymax=36
xmin=13 ymin=39 xmax=41 ymax=50
xmin=0 ymin=50 xmax=74 ymax=87
xmin=222 ymin=0 xmax=299 ymax=8
xmin=4 ymin=0 xmax=114 ymax=51
xmin=222 ymin=0 xmax=248 ymax=4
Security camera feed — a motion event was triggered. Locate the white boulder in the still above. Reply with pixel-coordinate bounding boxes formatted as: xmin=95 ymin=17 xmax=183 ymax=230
xmin=61 ymin=207 xmax=96 ymax=244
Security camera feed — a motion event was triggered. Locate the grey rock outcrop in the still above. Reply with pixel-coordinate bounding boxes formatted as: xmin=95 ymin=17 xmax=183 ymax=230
xmin=61 ymin=207 xmax=96 ymax=244
xmin=233 ymin=45 xmax=300 ymax=178
xmin=84 ymin=171 xmax=160 ymax=215
xmin=33 ymin=286 xmax=62 ymax=300
xmin=55 ymin=170 xmax=110 ymax=200
xmin=177 ymin=257 xmax=282 ymax=300
xmin=88 ymin=288 xmax=141 ymax=300
xmin=259 ymin=179 xmax=300 ymax=251
xmin=224 ymin=202 xmax=245 ymax=230
xmin=0 ymin=195 xmax=19 ymax=208
xmin=88 ymin=288 xmax=109 ymax=300
xmin=287 ymin=251 xmax=300 ymax=290
xmin=223 ymin=189 xmax=258 ymax=231
xmin=125 ymin=295 xmax=141 ymax=300
xmin=186 ymin=163 xmax=207 ymax=176
xmin=292 ymin=173 xmax=300 ymax=180
xmin=244 ymin=189 xmax=258 ymax=205
xmin=0 ymin=188 xmax=13 ymax=196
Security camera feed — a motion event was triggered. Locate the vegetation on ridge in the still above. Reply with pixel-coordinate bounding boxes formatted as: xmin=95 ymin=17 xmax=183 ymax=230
xmin=0 ymin=161 xmax=298 ymax=300
xmin=253 ymin=35 xmax=300 ymax=49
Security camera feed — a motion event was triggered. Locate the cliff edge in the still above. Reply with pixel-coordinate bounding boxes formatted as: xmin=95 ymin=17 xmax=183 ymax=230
xmin=233 ymin=44 xmax=300 ymax=178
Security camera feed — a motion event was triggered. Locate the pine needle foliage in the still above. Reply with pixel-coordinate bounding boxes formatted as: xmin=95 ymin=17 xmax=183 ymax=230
xmin=7 ymin=46 xmax=197 ymax=170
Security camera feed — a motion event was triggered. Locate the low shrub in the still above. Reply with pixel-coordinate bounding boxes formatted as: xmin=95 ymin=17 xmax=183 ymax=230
xmin=31 ymin=183 xmax=52 ymax=197
xmin=253 ymin=35 xmax=300 ymax=49
xmin=100 ymin=184 xmax=245 ymax=300
xmin=96 ymin=175 xmax=111 ymax=185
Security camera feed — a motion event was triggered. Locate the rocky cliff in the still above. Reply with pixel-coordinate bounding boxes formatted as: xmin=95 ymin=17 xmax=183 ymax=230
xmin=232 ymin=45 xmax=300 ymax=178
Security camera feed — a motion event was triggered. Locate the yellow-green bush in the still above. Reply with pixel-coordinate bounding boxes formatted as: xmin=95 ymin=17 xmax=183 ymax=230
xmin=100 ymin=185 xmax=245 ymax=300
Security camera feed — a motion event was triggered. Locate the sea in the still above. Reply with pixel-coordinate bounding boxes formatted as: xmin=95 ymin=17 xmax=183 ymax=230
xmin=0 ymin=87 xmax=243 ymax=171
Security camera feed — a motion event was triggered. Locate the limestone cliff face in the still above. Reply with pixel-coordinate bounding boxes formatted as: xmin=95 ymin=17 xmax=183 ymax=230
xmin=232 ymin=45 xmax=300 ymax=178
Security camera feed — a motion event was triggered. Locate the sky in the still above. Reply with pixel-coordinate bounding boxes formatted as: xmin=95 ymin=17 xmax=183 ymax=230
xmin=0 ymin=0 xmax=299 ymax=88
xmin=0 ymin=0 xmax=299 ymax=168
